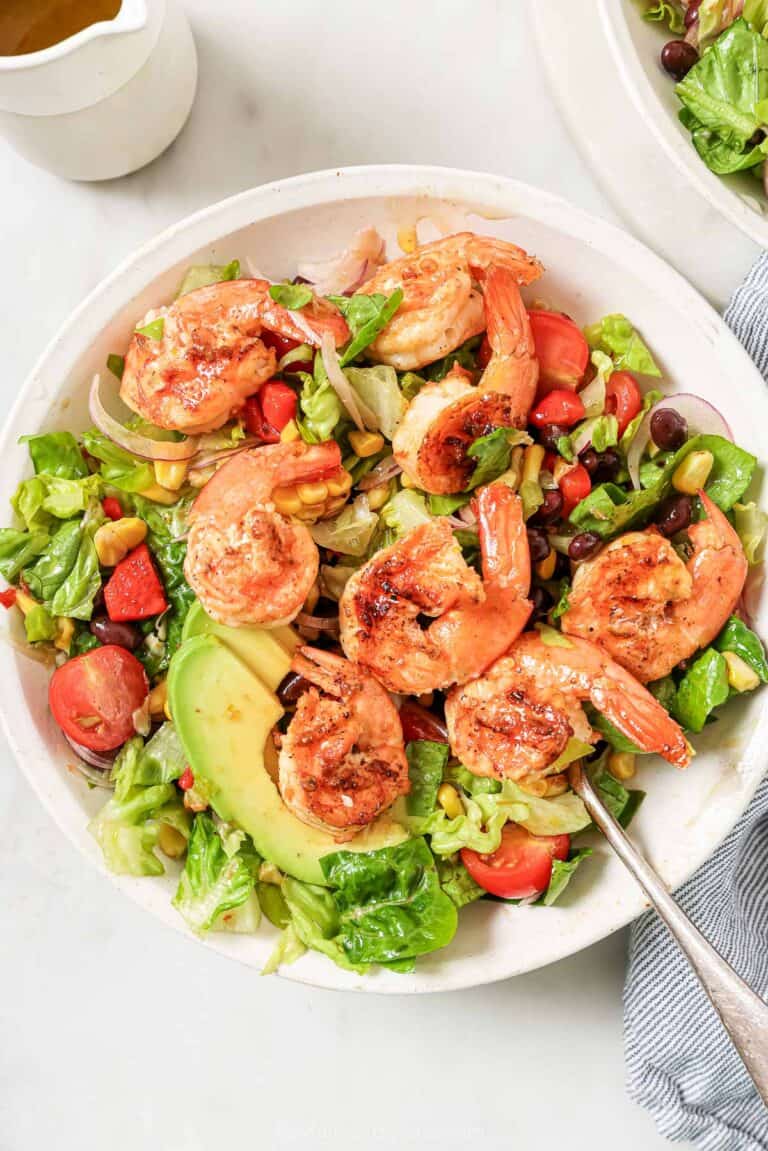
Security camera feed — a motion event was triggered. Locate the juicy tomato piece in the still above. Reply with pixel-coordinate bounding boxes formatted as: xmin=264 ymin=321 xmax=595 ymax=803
xmin=530 ymin=389 xmax=586 ymax=428
xmin=102 ymin=497 xmax=123 ymax=521
xmin=529 ymin=310 xmax=589 ymax=396
xmin=104 ymin=543 xmax=167 ymax=622
xmin=477 ymin=334 xmax=492 ymax=370
xmin=398 ymin=700 xmax=449 ymax=744
xmin=559 ymin=462 xmax=592 ymax=518
xmin=243 ymin=395 xmax=281 ymax=443
xmin=260 ymin=330 xmax=302 ymax=360
xmin=49 ymin=644 xmax=149 ymax=752
xmin=178 ymin=766 xmax=195 ymax=791
xmin=461 ymin=823 xmax=570 ymax=899
xmin=605 ymin=371 xmax=643 ymax=436
xmin=0 ymin=587 xmax=16 ymax=608
xmin=543 ymin=451 xmax=558 ymax=475
xmin=260 ymin=381 xmax=298 ymax=432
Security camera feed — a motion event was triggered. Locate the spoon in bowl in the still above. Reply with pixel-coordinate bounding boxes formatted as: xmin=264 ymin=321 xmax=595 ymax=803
xmin=569 ymin=760 xmax=768 ymax=1104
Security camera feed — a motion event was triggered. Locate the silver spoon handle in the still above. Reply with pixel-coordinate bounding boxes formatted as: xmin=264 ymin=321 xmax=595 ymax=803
xmin=573 ymin=764 xmax=768 ymax=1104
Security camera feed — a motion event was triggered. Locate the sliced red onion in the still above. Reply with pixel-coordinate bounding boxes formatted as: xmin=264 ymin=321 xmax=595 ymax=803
xmin=188 ymin=438 xmax=257 ymax=471
xmin=62 ymin=731 xmax=117 ymax=781
xmin=89 ymin=374 xmax=200 ymax=462
xmin=445 ymin=514 xmax=477 ymax=531
xmin=357 ymin=455 xmax=403 ymax=490
xmin=570 ymin=417 xmax=599 ymax=456
xmin=577 ymin=372 xmax=606 ymax=420
xmin=627 ymin=393 xmax=733 ymax=490
xmin=320 ymin=334 xmax=376 ymax=432
xmin=295 ymin=611 xmax=340 ymax=633
xmin=297 ymin=227 xmax=385 ymax=296
xmin=458 ymin=503 xmax=478 ymax=526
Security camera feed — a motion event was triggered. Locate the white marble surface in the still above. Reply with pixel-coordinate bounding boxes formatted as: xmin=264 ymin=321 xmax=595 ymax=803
xmin=2 ymin=1 xmax=751 ymax=1147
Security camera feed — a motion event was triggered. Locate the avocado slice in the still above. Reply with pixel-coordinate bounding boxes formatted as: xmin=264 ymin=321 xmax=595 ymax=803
xmin=168 ymin=634 xmax=409 ymax=886
xmin=182 ymin=600 xmax=298 ymax=689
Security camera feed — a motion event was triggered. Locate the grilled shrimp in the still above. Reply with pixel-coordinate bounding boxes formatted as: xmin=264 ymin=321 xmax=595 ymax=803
xmin=120 ymin=278 xmax=349 ymax=434
xmin=184 ymin=440 xmax=343 ymax=627
xmin=339 ymin=483 xmax=532 ymax=694
xmin=445 ymin=631 xmax=690 ymax=782
xmin=392 ymin=266 xmax=538 ymax=493
xmin=278 ymin=647 xmax=409 ymax=840
xmin=359 ymin=232 xmax=543 ymax=371
xmin=561 ymin=492 xmax=748 ymax=682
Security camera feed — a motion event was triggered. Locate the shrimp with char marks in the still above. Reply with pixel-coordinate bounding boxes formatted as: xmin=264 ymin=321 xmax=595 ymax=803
xmin=339 ymin=482 xmax=532 ymax=695
xmin=120 ymin=278 xmax=349 ymax=434
xmin=445 ymin=631 xmax=691 ymax=784
xmin=360 ymin=232 xmax=542 ymax=371
xmin=184 ymin=440 xmax=343 ymax=628
xmin=278 ymin=647 xmax=409 ymax=841
xmin=561 ymin=491 xmax=748 ymax=682
xmin=392 ymin=265 xmax=538 ymax=493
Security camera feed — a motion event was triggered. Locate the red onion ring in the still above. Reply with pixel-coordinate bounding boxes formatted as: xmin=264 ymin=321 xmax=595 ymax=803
xmin=295 ymin=611 xmax=340 ymax=632
xmin=357 ymin=456 xmax=403 ymax=490
xmin=627 ymin=393 xmax=733 ymax=490
xmin=62 ymin=731 xmax=117 ymax=783
xmin=89 ymin=374 xmax=200 ymax=462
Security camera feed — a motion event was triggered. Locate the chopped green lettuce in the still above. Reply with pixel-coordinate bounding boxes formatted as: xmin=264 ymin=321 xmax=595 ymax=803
xmin=81 ymin=429 xmax=155 ymax=493
xmin=19 ymin=431 xmax=88 ymax=479
xmin=0 ymin=528 xmax=50 ymax=581
xmin=262 ymin=924 xmax=307 ymax=975
xmin=176 ymin=259 xmax=240 ymax=297
xmin=380 ymin=489 xmax=431 ymax=537
xmin=329 ymin=290 xmax=403 ymax=367
xmin=466 ymin=428 xmax=530 ymax=490
xmin=135 ymin=317 xmax=165 ymax=341
xmin=406 ymin=740 xmax=449 ymax=817
xmin=12 ymin=473 xmax=102 ymax=531
xmin=281 ymin=877 xmax=363 ymax=971
xmin=714 ymin=616 xmax=768 ymax=683
xmin=640 ymin=0 xmax=685 ymax=33
xmin=584 ymin=314 xmax=661 ymax=377
xmin=428 ymin=492 xmax=470 ymax=516
xmin=296 ymin=365 xmax=344 ymax=443
xmin=24 ymin=603 xmax=56 ymax=643
xmin=173 ymin=813 xmax=261 ymax=934
xmin=107 ymin=354 xmax=125 ymax=380
xmin=269 ymin=282 xmax=313 ymax=310
xmin=435 ymin=855 xmax=485 ymax=908
xmin=672 ymin=648 xmax=730 ymax=732
xmin=89 ymin=777 xmax=180 ymax=877
xmin=400 ymin=371 xmax=426 ymax=400
xmin=425 ymin=335 xmax=482 ymax=382
xmin=591 ymin=767 xmax=646 ymax=828
xmin=344 ymin=365 xmax=407 ymax=440
xmin=541 ymin=847 xmax=593 ymax=906
xmin=309 ymin=494 xmax=379 ymax=557
xmin=733 ymin=502 xmax=767 ymax=565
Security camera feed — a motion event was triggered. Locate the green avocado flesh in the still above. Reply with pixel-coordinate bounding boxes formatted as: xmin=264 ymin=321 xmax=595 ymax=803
xmin=181 ymin=600 xmax=298 ymax=687
xmin=168 ymin=628 xmax=409 ymax=886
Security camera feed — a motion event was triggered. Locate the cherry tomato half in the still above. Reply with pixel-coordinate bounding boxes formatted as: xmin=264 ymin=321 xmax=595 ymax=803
xmin=462 ymin=823 xmax=570 ymax=899
xmin=528 ymin=310 xmax=589 ymax=396
xmin=559 ymin=462 xmax=592 ymax=519
xmin=243 ymin=395 xmax=281 ymax=443
xmin=530 ymin=389 xmax=586 ymax=429
xmin=49 ymin=644 xmax=149 ymax=752
xmin=605 ymin=371 xmax=642 ymax=437
xmin=398 ymin=700 xmax=449 ymax=744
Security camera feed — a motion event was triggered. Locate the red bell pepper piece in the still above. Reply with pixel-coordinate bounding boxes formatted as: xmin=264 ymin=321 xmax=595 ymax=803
xmin=102 ymin=497 xmax=123 ymax=521
xmin=0 ymin=587 xmax=16 ymax=609
xmin=104 ymin=543 xmax=167 ymax=622
xmin=178 ymin=766 xmax=194 ymax=791
xmin=260 ymin=381 xmax=298 ymax=431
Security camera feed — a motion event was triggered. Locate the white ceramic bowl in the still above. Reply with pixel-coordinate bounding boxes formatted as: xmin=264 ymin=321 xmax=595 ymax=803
xmin=600 ymin=0 xmax=768 ymax=248
xmin=1 ymin=165 xmax=766 ymax=993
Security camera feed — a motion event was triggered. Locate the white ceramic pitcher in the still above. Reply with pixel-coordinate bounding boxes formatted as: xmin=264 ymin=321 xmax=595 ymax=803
xmin=0 ymin=0 xmax=197 ymax=181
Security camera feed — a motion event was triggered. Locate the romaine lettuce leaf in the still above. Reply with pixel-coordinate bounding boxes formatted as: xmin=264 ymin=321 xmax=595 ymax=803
xmin=672 ymin=647 xmax=730 ymax=732
xmin=176 ymin=259 xmax=240 ymax=298
xmin=344 ymin=365 xmax=407 ymax=440
xmin=591 ymin=767 xmax=646 ymax=828
xmin=379 ymin=489 xmax=431 ymax=537
xmin=320 ymin=837 xmax=458 ymax=965
xmin=541 ymin=847 xmax=593 ymax=906
xmin=466 ymin=427 xmax=530 ymax=490
xmin=584 ymin=314 xmax=661 ymax=377
xmin=49 ymin=521 xmax=101 ymax=620
xmin=19 ymin=431 xmax=88 ymax=479
xmin=296 ymin=365 xmax=344 ymax=444
xmin=88 ymin=781 xmax=177 ymax=877
xmin=329 ymin=290 xmax=403 ymax=367
xmin=269 ymin=283 xmax=313 ymax=310
xmin=0 ymin=528 xmax=50 ymax=580
xmin=733 ymin=501 xmax=767 ymax=565
xmin=435 ymin=854 xmax=485 ymax=908
xmin=309 ymin=493 xmax=378 ymax=557
xmin=425 ymin=335 xmax=482 ymax=382
xmin=281 ymin=877 xmax=364 ymax=972
xmin=406 ymin=739 xmax=449 ymax=817
xmin=13 ymin=474 xmax=102 ymax=531
xmin=641 ymin=0 xmax=685 ymax=33
xmin=173 ymin=813 xmax=261 ymax=934
xmin=714 ymin=616 xmax=768 ymax=683
xmin=81 ymin=429 xmax=154 ymax=492
xmin=24 ymin=603 xmax=56 ymax=643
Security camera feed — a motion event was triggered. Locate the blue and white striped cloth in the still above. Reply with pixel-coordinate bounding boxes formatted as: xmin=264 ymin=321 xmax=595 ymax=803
xmin=624 ymin=254 xmax=768 ymax=1150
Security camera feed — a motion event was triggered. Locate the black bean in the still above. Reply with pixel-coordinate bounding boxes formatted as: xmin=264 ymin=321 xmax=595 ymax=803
xmin=527 ymin=527 xmax=551 ymax=565
xmin=660 ymin=39 xmax=698 ymax=81
xmin=568 ymin=531 xmax=603 ymax=562
xmin=533 ymin=488 xmax=563 ymax=525
xmin=657 ymin=494 xmax=692 ymax=537
xmin=650 ymin=407 xmax=688 ymax=451
xmin=593 ymin=448 xmax=621 ymax=483
xmin=579 ymin=447 xmax=600 ymax=475
xmin=89 ymin=615 xmax=140 ymax=651
xmin=537 ymin=423 xmax=570 ymax=452
xmin=531 ymin=586 xmax=552 ymax=619
xmin=684 ymin=0 xmax=701 ymax=27
xmin=277 ymin=672 xmax=311 ymax=706
xmin=747 ymin=128 xmax=766 ymax=148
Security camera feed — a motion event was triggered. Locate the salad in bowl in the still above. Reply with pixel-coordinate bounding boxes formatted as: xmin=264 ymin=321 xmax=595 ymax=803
xmin=1 ymin=222 xmax=765 ymax=978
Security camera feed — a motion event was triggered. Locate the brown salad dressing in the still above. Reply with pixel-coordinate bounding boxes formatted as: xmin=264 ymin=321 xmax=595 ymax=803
xmin=0 ymin=0 xmax=121 ymax=56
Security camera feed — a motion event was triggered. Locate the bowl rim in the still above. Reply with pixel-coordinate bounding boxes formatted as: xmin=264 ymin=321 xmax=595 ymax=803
xmin=2 ymin=163 xmax=766 ymax=993
xmin=599 ymin=0 xmax=768 ymax=248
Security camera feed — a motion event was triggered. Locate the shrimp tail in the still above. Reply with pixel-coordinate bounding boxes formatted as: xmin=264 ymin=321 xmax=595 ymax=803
xmin=291 ymin=646 xmax=358 ymax=699
xmin=476 ymin=483 xmax=530 ymax=596
xmin=479 ymin=265 xmax=539 ymax=421
xmin=590 ymin=664 xmax=691 ymax=769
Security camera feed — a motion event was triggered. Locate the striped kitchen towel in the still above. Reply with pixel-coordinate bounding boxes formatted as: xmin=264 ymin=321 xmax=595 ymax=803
xmin=623 ymin=253 xmax=768 ymax=1150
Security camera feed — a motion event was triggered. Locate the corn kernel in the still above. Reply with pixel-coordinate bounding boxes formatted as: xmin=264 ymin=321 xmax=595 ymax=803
xmin=294 ymin=503 xmax=325 ymax=522
xmin=54 ymin=617 xmax=75 ymax=653
xmin=437 ymin=783 xmax=463 ymax=820
xmin=363 ymin=483 xmax=389 ymax=511
xmin=400 ymin=472 xmax=418 ymax=489
xmin=522 ymin=444 xmax=545 ymax=488
xmin=349 ymin=430 xmax=385 ymax=458
xmin=672 ymin=450 xmax=714 ymax=496
xmin=553 ymin=457 xmax=576 ymax=486
xmin=536 ymin=548 xmax=557 ymax=581
xmin=164 ymin=697 xmax=172 ymax=722
xmin=94 ymin=517 xmax=147 ymax=567
xmin=259 ymin=861 xmax=284 ymax=885
xmin=153 ymin=460 xmax=188 ymax=491
xmin=296 ymin=481 xmax=328 ymax=505
xmin=272 ymin=486 xmax=303 ymax=516
xmin=158 ymin=823 xmax=187 ymax=859
xmin=148 ymin=679 xmax=168 ymax=717
xmin=15 ymin=590 xmax=37 ymax=616
xmin=517 ymin=775 xmax=548 ymax=797
xmin=326 ymin=470 xmax=353 ymax=497
xmin=722 ymin=650 xmax=760 ymax=693
xmin=608 ymin=751 xmax=636 ymax=781
xmin=397 ymin=225 xmax=419 ymax=254
xmin=137 ymin=482 xmax=178 ymax=505
xmin=280 ymin=419 xmax=300 ymax=443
